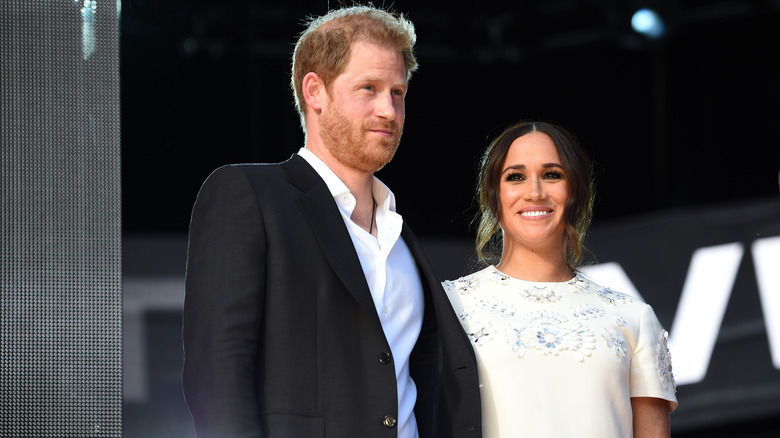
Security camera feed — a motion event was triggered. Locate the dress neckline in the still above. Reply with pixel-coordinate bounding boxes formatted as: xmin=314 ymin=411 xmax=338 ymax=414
xmin=489 ymin=265 xmax=578 ymax=285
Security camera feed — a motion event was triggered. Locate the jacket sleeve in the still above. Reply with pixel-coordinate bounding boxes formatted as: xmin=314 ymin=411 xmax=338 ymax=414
xmin=182 ymin=165 xmax=267 ymax=437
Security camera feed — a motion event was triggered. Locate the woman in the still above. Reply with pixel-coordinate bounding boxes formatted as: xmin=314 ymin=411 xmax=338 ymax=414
xmin=443 ymin=120 xmax=677 ymax=437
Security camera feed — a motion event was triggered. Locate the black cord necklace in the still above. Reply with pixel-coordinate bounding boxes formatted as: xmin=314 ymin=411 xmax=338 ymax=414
xmin=369 ymin=197 xmax=376 ymax=234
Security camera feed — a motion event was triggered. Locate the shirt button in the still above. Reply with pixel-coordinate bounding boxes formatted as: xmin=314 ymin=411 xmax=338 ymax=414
xmin=382 ymin=415 xmax=397 ymax=428
xmin=382 ymin=305 xmax=389 ymax=314
xmin=378 ymin=351 xmax=391 ymax=365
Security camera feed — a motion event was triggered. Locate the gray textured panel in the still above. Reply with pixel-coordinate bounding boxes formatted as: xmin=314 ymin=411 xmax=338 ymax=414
xmin=1 ymin=1 xmax=122 ymax=436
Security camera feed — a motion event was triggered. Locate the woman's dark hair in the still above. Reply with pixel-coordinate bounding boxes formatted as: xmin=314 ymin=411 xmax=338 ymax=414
xmin=475 ymin=120 xmax=595 ymax=269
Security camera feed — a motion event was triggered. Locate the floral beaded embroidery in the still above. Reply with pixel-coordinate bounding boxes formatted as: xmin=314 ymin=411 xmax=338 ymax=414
xmin=571 ymin=304 xmax=606 ymax=320
xmin=533 ymin=323 xmax=595 ymax=361
xmin=465 ymin=321 xmax=495 ymax=346
xmin=657 ymin=330 xmax=676 ymax=391
xmin=443 ymin=276 xmax=480 ymax=295
xmin=520 ymin=285 xmax=562 ymax=303
xmin=526 ymin=310 xmax=569 ymax=326
xmin=506 ymin=324 xmax=529 ymax=357
xmin=602 ymin=328 xmax=628 ymax=360
xmin=596 ymin=287 xmax=632 ymax=305
xmin=475 ymin=296 xmax=516 ymax=317
xmin=506 ymin=312 xmax=596 ymax=362
xmin=568 ymin=275 xmax=590 ymax=292
xmin=488 ymin=268 xmax=510 ymax=285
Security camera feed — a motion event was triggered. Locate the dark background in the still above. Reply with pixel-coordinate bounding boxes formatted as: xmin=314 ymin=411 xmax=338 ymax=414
xmin=119 ymin=1 xmax=780 ymax=437
xmin=121 ymin=0 xmax=780 ymax=239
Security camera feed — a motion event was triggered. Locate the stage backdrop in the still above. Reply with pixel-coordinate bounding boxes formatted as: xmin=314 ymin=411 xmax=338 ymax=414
xmin=1 ymin=1 xmax=122 ymax=436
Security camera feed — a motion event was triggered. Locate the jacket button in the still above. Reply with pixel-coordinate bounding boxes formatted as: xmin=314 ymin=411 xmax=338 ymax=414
xmin=382 ymin=415 xmax=397 ymax=428
xmin=378 ymin=351 xmax=391 ymax=365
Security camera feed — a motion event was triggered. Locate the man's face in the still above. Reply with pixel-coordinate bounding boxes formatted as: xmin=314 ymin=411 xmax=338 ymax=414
xmin=319 ymin=41 xmax=408 ymax=174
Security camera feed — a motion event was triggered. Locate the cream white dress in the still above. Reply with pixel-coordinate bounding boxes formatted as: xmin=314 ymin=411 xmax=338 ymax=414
xmin=443 ymin=266 xmax=678 ymax=438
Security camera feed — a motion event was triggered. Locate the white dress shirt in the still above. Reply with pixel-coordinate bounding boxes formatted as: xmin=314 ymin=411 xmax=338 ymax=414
xmin=298 ymin=148 xmax=424 ymax=438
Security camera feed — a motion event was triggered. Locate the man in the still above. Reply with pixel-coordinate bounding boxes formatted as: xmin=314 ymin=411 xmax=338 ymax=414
xmin=182 ymin=6 xmax=481 ymax=437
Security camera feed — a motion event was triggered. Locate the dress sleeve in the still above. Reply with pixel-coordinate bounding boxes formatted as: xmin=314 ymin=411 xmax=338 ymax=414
xmin=182 ymin=165 xmax=267 ymax=437
xmin=629 ymin=304 xmax=679 ymax=412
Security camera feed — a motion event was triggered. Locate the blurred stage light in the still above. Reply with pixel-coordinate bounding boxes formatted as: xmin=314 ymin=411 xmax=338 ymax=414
xmin=631 ymin=8 xmax=665 ymax=39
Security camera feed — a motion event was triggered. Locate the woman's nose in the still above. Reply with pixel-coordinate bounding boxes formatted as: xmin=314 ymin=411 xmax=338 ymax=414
xmin=527 ymin=178 xmax=546 ymax=200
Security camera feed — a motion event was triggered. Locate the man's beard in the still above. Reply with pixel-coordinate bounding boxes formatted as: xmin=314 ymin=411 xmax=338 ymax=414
xmin=320 ymin=105 xmax=402 ymax=174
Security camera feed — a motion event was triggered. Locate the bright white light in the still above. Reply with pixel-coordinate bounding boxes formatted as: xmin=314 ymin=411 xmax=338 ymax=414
xmin=668 ymin=242 xmax=744 ymax=385
xmin=752 ymin=236 xmax=780 ymax=369
xmin=631 ymin=8 xmax=665 ymax=39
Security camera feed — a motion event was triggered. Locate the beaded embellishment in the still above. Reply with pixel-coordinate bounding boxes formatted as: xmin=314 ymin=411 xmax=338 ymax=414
xmin=571 ymin=304 xmax=606 ymax=320
xmin=466 ymin=321 xmax=495 ymax=346
xmin=506 ymin=311 xmax=596 ymax=362
xmin=602 ymin=328 xmax=628 ymax=360
xmin=568 ymin=275 xmax=590 ymax=292
xmin=657 ymin=330 xmax=676 ymax=391
xmin=520 ymin=285 xmax=562 ymax=303
xmin=475 ymin=296 xmax=517 ymax=317
xmin=596 ymin=287 xmax=632 ymax=305
xmin=442 ymin=275 xmax=480 ymax=295
xmin=488 ymin=268 xmax=510 ymax=285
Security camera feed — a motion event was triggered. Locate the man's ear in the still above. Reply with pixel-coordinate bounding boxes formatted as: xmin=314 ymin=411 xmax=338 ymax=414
xmin=302 ymin=72 xmax=326 ymax=111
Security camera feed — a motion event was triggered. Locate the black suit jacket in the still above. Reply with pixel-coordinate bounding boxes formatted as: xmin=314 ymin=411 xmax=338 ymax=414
xmin=182 ymin=155 xmax=481 ymax=437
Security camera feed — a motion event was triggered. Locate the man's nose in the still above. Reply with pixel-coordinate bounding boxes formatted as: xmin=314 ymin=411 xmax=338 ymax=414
xmin=374 ymin=92 xmax=396 ymax=119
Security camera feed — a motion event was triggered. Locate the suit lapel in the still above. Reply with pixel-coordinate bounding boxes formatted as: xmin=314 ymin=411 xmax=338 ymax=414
xmin=402 ymin=222 xmax=439 ymax=293
xmin=282 ymin=155 xmax=381 ymax=327
xmin=403 ymin=221 xmax=476 ymax=372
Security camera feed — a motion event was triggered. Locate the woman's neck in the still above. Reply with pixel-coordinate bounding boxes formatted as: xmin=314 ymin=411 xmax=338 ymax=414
xmin=496 ymin=245 xmax=572 ymax=282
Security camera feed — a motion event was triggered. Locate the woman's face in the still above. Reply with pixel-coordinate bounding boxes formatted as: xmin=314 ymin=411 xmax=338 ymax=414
xmin=498 ymin=131 xmax=569 ymax=254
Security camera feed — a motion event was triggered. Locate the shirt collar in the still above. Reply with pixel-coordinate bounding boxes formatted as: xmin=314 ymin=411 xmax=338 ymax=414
xmin=297 ymin=147 xmax=397 ymax=213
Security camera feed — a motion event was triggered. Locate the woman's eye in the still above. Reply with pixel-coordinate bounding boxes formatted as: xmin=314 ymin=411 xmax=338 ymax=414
xmin=505 ymin=172 xmax=525 ymax=182
xmin=544 ymin=171 xmax=563 ymax=180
